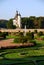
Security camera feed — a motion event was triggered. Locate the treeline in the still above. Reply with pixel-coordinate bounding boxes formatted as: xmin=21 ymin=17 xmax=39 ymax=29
xmin=0 ymin=19 xmax=16 ymax=29
xmin=21 ymin=16 xmax=44 ymax=29
xmin=0 ymin=20 xmax=8 ymax=28
xmin=0 ymin=16 xmax=44 ymax=29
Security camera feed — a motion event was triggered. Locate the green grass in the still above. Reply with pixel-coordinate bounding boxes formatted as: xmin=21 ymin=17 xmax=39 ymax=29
xmin=6 ymin=35 xmax=19 ymax=39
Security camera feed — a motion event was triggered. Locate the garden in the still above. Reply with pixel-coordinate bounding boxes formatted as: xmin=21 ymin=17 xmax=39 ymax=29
xmin=0 ymin=30 xmax=44 ymax=65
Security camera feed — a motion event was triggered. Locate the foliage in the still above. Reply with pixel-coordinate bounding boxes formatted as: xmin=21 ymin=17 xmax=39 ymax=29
xmin=0 ymin=48 xmax=44 ymax=65
xmin=34 ymin=29 xmax=38 ymax=33
xmin=40 ymin=36 xmax=44 ymax=40
xmin=14 ymin=37 xmax=20 ymax=43
xmin=18 ymin=31 xmax=24 ymax=36
xmin=26 ymin=32 xmax=34 ymax=40
xmin=21 ymin=17 xmax=34 ymax=29
xmin=29 ymin=40 xmax=36 ymax=46
xmin=21 ymin=16 xmax=44 ymax=29
xmin=14 ymin=31 xmax=35 ymax=44
xmin=6 ymin=19 xmax=13 ymax=29
xmin=0 ymin=32 xmax=2 ymax=37
xmin=0 ymin=16 xmax=44 ymax=29
xmin=21 ymin=36 xmax=27 ymax=43
xmin=0 ymin=20 xmax=8 ymax=28
xmin=14 ymin=36 xmax=27 ymax=43
xmin=0 ymin=32 xmax=8 ymax=39
xmin=37 ymin=31 xmax=43 ymax=36
xmin=13 ymin=25 xmax=16 ymax=29
xmin=6 ymin=19 xmax=16 ymax=29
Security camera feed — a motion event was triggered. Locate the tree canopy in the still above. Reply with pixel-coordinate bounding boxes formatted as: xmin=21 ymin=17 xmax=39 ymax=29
xmin=0 ymin=16 xmax=44 ymax=29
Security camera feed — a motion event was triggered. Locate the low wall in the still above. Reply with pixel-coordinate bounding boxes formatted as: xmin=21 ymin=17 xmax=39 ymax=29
xmin=0 ymin=29 xmax=44 ymax=32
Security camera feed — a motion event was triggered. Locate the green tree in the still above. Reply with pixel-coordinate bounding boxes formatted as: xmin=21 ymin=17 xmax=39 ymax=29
xmin=21 ymin=17 xmax=34 ymax=29
xmin=6 ymin=19 xmax=16 ymax=29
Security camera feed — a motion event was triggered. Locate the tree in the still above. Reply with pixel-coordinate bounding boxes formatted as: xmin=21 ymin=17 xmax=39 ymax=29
xmin=28 ymin=18 xmax=34 ymax=29
xmin=0 ymin=20 xmax=8 ymax=28
xmin=38 ymin=17 xmax=42 ymax=29
xmin=21 ymin=17 xmax=28 ymax=28
xmin=6 ymin=19 xmax=16 ymax=29
xmin=21 ymin=17 xmax=34 ymax=29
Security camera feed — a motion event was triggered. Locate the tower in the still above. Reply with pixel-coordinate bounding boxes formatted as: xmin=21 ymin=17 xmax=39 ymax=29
xmin=13 ymin=11 xmax=21 ymax=28
xmin=17 ymin=12 xmax=21 ymax=28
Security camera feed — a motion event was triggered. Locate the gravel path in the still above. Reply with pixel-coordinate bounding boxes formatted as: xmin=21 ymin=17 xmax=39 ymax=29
xmin=0 ymin=39 xmax=34 ymax=48
xmin=0 ymin=39 xmax=16 ymax=48
xmin=0 ymin=39 xmax=24 ymax=48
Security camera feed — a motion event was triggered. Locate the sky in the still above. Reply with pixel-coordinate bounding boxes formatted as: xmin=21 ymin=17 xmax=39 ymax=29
xmin=0 ymin=0 xmax=44 ymax=20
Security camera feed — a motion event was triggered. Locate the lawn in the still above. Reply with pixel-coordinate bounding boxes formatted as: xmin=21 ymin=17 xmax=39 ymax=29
xmin=6 ymin=35 xmax=19 ymax=39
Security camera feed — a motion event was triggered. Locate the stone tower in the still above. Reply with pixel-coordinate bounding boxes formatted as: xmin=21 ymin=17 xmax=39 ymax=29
xmin=13 ymin=11 xmax=21 ymax=28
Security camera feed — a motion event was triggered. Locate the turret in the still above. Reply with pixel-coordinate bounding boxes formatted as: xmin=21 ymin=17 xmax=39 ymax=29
xmin=13 ymin=11 xmax=21 ymax=28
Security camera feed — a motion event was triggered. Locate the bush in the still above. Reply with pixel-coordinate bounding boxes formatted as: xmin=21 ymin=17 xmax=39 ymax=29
xmin=0 ymin=32 xmax=8 ymax=39
xmin=19 ymin=32 xmax=24 ymax=36
xmin=21 ymin=36 xmax=27 ymax=43
xmin=14 ymin=36 xmax=27 ymax=43
xmin=34 ymin=29 xmax=38 ymax=33
xmin=14 ymin=37 xmax=21 ymax=43
xmin=29 ymin=40 xmax=36 ymax=46
xmin=26 ymin=32 xmax=34 ymax=40
xmin=31 ymin=32 xmax=34 ymax=39
xmin=37 ymin=31 xmax=43 ymax=36
xmin=26 ymin=32 xmax=30 ymax=36
xmin=0 ymin=32 xmax=2 ymax=37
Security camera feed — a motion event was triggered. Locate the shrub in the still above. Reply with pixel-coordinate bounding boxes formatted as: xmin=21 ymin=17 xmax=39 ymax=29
xmin=17 ymin=31 xmax=24 ymax=37
xmin=31 ymin=32 xmax=34 ymax=39
xmin=0 ymin=32 xmax=2 ymax=37
xmin=2 ymin=33 xmax=6 ymax=39
xmin=26 ymin=32 xmax=31 ymax=40
xmin=26 ymin=31 xmax=31 ymax=36
xmin=29 ymin=40 xmax=36 ymax=46
xmin=0 ymin=32 xmax=8 ymax=39
xmin=14 ymin=36 xmax=27 ymax=43
xmin=14 ymin=37 xmax=21 ymax=43
xmin=21 ymin=36 xmax=27 ymax=43
xmin=37 ymin=31 xmax=43 ymax=36
xmin=19 ymin=32 xmax=24 ymax=36
xmin=26 ymin=32 xmax=34 ymax=40
xmin=34 ymin=29 xmax=38 ymax=33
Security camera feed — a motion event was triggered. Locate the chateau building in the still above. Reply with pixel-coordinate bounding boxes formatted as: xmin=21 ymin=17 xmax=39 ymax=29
xmin=13 ymin=11 xmax=21 ymax=28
